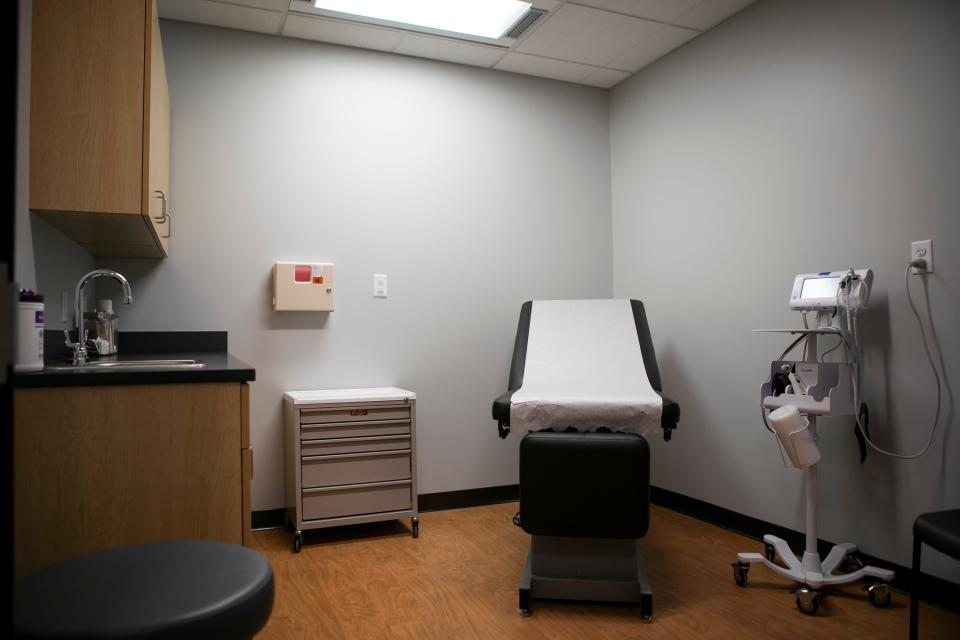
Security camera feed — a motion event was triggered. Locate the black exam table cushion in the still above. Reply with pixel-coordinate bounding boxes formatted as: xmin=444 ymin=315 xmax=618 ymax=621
xmin=519 ymin=431 xmax=651 ymax=539
xmin=15 ymin=540 xmax=275 ymax=640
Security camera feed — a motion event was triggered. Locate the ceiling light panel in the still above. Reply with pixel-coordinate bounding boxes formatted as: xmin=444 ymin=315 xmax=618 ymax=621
xmin=310 ymin=0 xmax=532 ymax=40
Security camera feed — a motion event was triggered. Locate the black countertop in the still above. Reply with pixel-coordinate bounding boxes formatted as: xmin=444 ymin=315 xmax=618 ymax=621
xmin=15 ymin=331 xmax=255 ymax=388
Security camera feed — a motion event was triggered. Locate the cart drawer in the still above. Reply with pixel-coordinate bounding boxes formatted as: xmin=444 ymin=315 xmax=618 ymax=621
xmin=302 ymin=451 xmax=411 ymax=488
xmin=300 ymin=420 xmax=410 ymax=440
xmin=302 ymin=482 xmax=412 ymax=521
xmin=301 ymin=435 xmax=410 ymax=457
xmin=300 ymin=406 xmax=410 ymax=425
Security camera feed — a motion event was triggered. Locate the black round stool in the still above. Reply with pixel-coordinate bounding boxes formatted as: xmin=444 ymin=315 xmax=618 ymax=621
xmin=15 ymin=541 xmax=275 ymax=639
xmin=910 ymin=508 xmax=960 ymax=640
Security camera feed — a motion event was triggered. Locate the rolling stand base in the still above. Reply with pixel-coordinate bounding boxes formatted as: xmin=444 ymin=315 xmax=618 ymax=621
xmin=735 ymin=535 xmax=894 ymax=614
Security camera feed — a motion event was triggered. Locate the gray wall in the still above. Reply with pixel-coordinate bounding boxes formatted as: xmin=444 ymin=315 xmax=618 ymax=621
xmin=100 ymin=21 xmax=612 ymax=510
xmin=16 ymin=0 xmax=95 ymax=326
xmin=610 ymin=0 xmax=959 ymax=581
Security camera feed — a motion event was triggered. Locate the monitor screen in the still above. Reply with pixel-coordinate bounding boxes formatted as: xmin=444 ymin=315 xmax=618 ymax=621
xmin=800 ymin=276 xmax=842 ymax=300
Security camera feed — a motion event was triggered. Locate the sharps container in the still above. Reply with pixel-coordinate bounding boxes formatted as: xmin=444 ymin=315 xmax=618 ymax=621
xmin=15 ymin=289 xmax=44 ymax=372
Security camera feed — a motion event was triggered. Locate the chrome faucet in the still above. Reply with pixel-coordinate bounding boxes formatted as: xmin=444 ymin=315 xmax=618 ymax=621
xmin=64 ymin=269 xmax=133 ymax=365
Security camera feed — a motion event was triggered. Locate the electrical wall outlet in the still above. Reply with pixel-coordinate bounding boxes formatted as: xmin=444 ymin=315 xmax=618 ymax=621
xmin=373 ymin=274 xmax=388 ymax=298
xmin=911 ymin=239 xmax=933 ymax=274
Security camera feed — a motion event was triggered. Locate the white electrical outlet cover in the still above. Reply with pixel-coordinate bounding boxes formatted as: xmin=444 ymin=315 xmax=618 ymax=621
xmin=911 ymin=239 xmax=933 ymax=274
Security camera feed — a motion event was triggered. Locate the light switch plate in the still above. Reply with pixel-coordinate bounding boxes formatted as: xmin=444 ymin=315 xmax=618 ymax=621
xmin=373 ymin=274 xmax=388 ymax=298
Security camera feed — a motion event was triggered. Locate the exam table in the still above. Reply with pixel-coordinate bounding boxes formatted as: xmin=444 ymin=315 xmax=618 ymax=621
xmin=492 ymin=299 xmax=679 ymax=621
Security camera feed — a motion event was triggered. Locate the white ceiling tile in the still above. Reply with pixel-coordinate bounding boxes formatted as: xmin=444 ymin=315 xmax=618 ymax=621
xmin=212 ymin=0 xmax=288 ymax=11
xmin=158 ymin=0 xmax=283 ymax=33
xmin=674 ymin=0 xmax=756 ymax=31
xmin=607 ymin=24 xmax=698 ymax=72
xmin=531 ymin=0 xmax=562 ymax=10
xmin=282 ymin=14 xmax=404 ymax=51
xmin=571 ymin=0 xmax=701 ymax=24
xmin=395 ymin=34 xmax=506 ymax=68
xmin=580 ymin=67 xmax=631 ymax=88
xmin=494 ymin=53 xmax=596 ymax=83
xmin=515 ymin=4 xmax=661 ymax=66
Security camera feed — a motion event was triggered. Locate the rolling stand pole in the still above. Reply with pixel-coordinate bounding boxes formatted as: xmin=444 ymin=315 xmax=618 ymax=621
xmin=801 ymin=335 xmax=822 ymax=581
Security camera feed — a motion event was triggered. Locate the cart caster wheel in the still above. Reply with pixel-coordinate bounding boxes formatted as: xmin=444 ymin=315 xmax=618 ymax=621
xmin=283 ymin=513 xmax=294 ymax=533
xmin=866 ymin=582 xmax=891 ymax=608
xmin=641 ymin=614 xmax=653 ymax=624
xmin=293 ymin=532 xmax=302 ymax=554
xmin=764 ymin=542 xmax=776 ymax=563
xmin=732 ymin=562 xmax=749 ymax=587
xmin=520 ymin=608 xmax=531 ymax=617
xmin=411 ymin=517 xmax=420 ymax=538
xmin=795 ymin=589 xmax=819 ymax=615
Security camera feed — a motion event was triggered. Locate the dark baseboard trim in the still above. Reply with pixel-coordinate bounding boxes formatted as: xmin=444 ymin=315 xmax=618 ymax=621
xmin=649 ymin=485 xmax=960 ymax=614
xmin=418 ymin=484 xmax=519 ymax=512
xmin=252 ymin=508 xmax=286 ymax=530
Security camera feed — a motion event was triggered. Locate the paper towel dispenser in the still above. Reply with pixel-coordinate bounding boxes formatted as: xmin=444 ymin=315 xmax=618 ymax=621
xmin=273 ymin=262 xmax=334 ymax=311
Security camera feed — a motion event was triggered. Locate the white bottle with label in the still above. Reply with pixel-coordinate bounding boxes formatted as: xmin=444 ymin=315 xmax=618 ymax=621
xmin=15 ymin=289 xmax=45 ymax=372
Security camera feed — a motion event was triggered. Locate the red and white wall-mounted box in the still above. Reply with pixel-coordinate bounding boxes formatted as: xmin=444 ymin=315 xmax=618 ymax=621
xmin=272 ymin=262 xmax=335 ymax=311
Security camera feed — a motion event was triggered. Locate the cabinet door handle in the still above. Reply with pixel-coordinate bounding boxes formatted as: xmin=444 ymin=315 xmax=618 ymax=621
xmin=152 ymin=190 xmax=168 ymax=223
xmin=162 ymin=208 xmax=172 ymax=239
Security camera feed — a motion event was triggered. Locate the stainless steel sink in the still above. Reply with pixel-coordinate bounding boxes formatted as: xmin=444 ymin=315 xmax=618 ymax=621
xmin=46 ymin=359 xmax=205 ymax=371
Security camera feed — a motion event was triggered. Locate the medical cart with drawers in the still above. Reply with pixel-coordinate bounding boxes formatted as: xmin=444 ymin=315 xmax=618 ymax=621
xmin=283 ymin=387 xmax=419 ymax=552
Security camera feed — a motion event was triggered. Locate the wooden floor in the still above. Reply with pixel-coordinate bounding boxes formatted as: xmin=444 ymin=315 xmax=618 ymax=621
xmin=251 ymin=503 xmax=959 ymax=639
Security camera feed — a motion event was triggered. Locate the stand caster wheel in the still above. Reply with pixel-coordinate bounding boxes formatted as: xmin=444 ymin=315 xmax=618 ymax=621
xmin=764 ymin=542 xmax=776 ymax=563
xmin=866 ymin=582 xmax=891 ymax=608
xmin=520 ymin=608 xmax=531 ymax=617
xmin=293 ymin=532 xmax=302 ymax=553
xmin=795 ymin=588 xmax=819 ymax=615
xmin=411 ymin=517 xmax=420 ymax=538
xmin=732 ymin=562 xmax=749 ymax=587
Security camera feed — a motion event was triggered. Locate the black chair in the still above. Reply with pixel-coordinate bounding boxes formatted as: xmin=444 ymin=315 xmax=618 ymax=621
xmin=15 ymin=541 xmax=275 ymax=639
xmin=910 ymin=509 xmax=960 ymax=640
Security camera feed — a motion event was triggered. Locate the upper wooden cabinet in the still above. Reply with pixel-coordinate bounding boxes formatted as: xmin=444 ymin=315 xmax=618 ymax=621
xmin=30 ymin=0 xmax=171 ymax=258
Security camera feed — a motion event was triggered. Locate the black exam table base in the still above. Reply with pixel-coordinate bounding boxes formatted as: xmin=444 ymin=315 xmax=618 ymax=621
xmin=519 ymin=535 xmax=653 ymax=621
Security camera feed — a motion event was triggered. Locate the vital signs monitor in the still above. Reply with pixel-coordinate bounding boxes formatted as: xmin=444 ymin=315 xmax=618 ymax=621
xmin=789 ymin=269 xmax=873 ymax=311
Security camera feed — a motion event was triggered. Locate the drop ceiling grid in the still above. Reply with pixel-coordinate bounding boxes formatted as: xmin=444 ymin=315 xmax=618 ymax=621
xmin=158 ymin=0 xmax=756 ymax=88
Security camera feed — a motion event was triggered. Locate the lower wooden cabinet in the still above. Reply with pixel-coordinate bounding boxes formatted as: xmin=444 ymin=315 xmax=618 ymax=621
xmin=14 ymin=382 xmax=252 ymax=580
